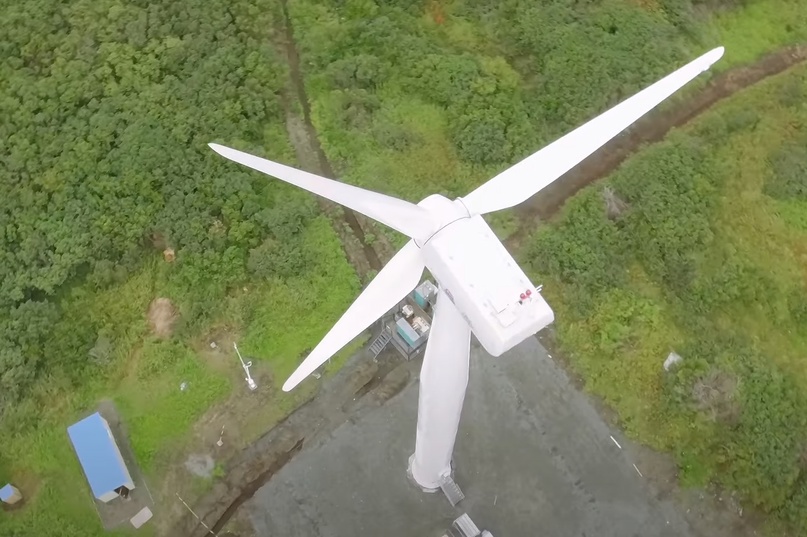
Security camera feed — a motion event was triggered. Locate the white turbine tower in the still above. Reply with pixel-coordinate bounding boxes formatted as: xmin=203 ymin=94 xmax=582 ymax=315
xmin=210 ymin=47 xmax=724 ymax=492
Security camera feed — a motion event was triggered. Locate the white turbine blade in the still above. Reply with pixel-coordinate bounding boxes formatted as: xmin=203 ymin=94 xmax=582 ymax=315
xmin=282 ymin=240 xmax=425 ymax=392
xmin=461 ymin=46 xmax=725 ymax=215
xmin=209 ymin=143 xmax=435 ymax=241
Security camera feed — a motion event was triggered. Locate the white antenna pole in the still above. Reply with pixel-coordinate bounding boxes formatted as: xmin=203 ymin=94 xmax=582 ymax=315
xmin=175 ymin=492 xmax=218 ymax=536
xmin=233 ymin=342 xmax=258 ymax=391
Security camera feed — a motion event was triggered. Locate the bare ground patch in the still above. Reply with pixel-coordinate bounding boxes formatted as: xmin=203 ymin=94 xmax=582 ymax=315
xmin=150 ymin=340 xmax=293 ymax=537
xmin=147 ymin=298 xmax=179 ymax=339
xmin=168 ymin=348 xmax=414 ymax=537
xmin=502 ymin=44 xmax=807 ymax=537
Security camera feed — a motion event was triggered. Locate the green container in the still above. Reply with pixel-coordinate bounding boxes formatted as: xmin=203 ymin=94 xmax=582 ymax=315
xmin=396 ymin=318 xmax=419 ymax=347
xmin=413 ymin=280 xmax=437 ymax=308
xmin=413 ymin=289 xmax=428 ymax=308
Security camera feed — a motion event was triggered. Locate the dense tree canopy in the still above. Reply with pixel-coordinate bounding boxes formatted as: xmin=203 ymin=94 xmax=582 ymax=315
xmin=287 ymin=1 xmax=807 ymax=528
xmin=0 ymin=0 xmax=317 ymax=410
xmin=284 ymin=0 xmax=716 ymax=214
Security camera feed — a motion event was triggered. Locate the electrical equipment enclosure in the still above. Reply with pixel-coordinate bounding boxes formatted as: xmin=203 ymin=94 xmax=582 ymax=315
xmin=414 ymin=280 xmax=438 ymax=308
xmin=396 ymin=318 xmax=422 ymax=347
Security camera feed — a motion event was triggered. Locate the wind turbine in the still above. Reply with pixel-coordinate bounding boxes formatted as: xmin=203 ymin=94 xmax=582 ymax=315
xmin=210 ymin=47 xmax=724 ymax=492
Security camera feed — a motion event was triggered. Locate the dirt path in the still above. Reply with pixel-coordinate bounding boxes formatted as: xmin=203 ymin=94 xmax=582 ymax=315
xmin=505 ymin=43 xmax=807 ymax=250
xmin=276 ymin=0 xmax=382 ymax=277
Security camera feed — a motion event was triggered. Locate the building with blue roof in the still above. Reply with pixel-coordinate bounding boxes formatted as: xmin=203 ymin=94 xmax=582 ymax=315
xmin=0 ymin=483 xmax=22 ymax=505
xmin=67 ymin=412 xmax=135 ymax=503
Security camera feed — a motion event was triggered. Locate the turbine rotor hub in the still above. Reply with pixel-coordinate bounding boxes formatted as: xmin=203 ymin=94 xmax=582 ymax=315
xmin=415 ymin=194 xmax=471 ymax=247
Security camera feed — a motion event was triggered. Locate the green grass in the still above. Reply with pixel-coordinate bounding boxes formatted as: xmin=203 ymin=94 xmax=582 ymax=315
xmin=0 ymin=0 xmax=366 ymax=534
xmin=0 ymin=214 xmax=359 ymax=536
xmin=240 ymin=216 xmax=361 ymax=382
xmin=115 ymin=340 xmax=232 ymax=473
xmin=522 ymin=63 xmax=807 ymax=531
xmin=710 ymin=0 xmax=807 ymax=68
xmin=287 ymin=2 xmax=807 ymax=528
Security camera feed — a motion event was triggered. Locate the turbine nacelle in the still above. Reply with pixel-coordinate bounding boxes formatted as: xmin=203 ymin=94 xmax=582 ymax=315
xmin=419 ymin=212 xmax=554 ymax=357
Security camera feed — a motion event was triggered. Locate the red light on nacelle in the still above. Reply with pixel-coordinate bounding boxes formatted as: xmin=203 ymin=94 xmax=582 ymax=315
xmin=526 ymin=289 xmax=532 ymax=297
xmin=519 ymin=293 xmax=527 ymax=300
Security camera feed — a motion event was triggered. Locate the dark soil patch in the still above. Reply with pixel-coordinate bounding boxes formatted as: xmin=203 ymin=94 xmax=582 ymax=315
xmin=503 ymin=45 xmax=807 ymax=536
xmin=147 ymin=297 xmax=179 ymax=339
xmin=276 ymin=0 xmax=382 ymax=275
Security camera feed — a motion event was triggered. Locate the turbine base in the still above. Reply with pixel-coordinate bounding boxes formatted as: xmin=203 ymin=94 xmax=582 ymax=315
xmin=407 ymin=454 xmax=440 ymax=493
xmin=407 ymin=454 xmax=456 ymax=493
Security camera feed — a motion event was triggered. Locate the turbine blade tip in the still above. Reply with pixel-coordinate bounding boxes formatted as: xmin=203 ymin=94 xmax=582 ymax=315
xmin=282 ymin=376 xmax=301 ymax=392
xmin=705 ymin=46 xmax=725 ymax=64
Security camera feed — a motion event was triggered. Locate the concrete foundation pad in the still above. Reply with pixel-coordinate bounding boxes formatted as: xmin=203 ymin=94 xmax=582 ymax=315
xmin=130 ymin=507 xmax=153 ymax=529
xmin=244 ymin=337 xmax=693 ymax=536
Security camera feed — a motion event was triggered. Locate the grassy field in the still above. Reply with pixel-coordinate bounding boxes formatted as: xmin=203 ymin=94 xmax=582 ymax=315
xmin=0 ymin=0 xmax=365 ymax=533
xmin=0 ymin=214 xmax=360 ymax=536
xmin=522 ymin=62 xmax=807 ymax=532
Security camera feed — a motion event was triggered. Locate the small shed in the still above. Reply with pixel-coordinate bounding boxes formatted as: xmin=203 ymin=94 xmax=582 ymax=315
xmin=0 ymin=484 xmax=22 ymax=505
xmin=67 ymin=412 xmax=135 ymax=503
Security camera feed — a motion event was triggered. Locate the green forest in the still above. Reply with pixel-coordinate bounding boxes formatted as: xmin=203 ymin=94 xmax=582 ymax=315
xmin=1 ymin=0 xmax=806 ymax=535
